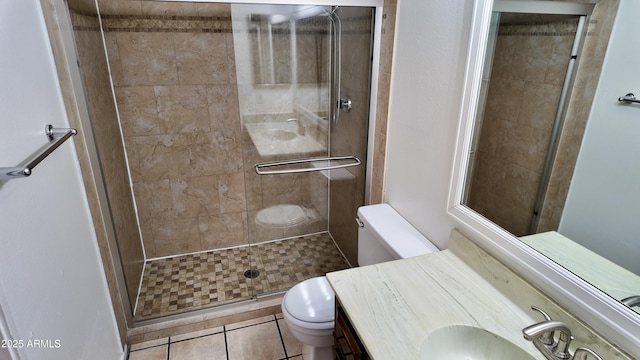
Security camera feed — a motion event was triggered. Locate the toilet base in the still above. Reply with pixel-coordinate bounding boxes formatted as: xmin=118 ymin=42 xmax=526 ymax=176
xmin=302 ymin=343 xmax=333 ymax=360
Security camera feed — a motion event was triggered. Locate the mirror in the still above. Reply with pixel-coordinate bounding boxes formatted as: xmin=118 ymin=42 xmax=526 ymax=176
xmin=449 ymin=0 xmax=640 ymax=353
xmin=250 ymin=14 xmax=292 ymax=84
xmin=248 ymin=5 xmax=330 ymax=85
xmin=462 ymin=0 xmax=640 ymax=309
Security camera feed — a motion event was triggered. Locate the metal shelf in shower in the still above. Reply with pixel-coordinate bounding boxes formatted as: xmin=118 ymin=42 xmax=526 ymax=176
xmin=254 ymin=155 xmax=360 ymax=175
xmin=1 ymin=124 xmax=78 ymax=180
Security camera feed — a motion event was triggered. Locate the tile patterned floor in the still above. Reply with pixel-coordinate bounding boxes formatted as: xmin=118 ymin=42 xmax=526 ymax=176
xmin=128 ymin=314 xmax=303 ymax=360
xmin=135 ymin=232 xmax=350 ymax=320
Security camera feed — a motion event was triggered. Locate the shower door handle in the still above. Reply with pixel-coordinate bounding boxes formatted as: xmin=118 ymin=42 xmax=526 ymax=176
xmin=339 ymin=97 xmax=352 ymax=112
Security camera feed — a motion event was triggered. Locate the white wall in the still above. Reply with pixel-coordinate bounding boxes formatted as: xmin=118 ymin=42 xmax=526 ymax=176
xmin=560 ymin=0 xmax=640 ymax=275
xmin=0 ymin=1 xmax=123 ymax=359
xmin=383 ymin=0 xmax=474 ymax=249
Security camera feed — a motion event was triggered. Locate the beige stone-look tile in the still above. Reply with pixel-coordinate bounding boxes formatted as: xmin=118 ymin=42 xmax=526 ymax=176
xmin=170 ymin=326 xmax=224 ymax=343
xmin=140 ymin=1 xmax=193 ymax=16
xmin=139 ymin=220 xmax=156 ymax=257
xmin=276 ymin=318 xmax=303 ymax=357
xmin=102 ymin=32 xmax=125 ymax=86
xmin=123 ymin=136 xmax=142 ymax=181
xmin=97 ymin=0 xmax=142 ymax=16
xmin=240 ymin=131 xmax=262 ymax=172
xmin=225 ymin=33 xmax=237 ymax=84
xmin=243 ymin=171 xmax=263 ymax=211
xmin=130 ymin=337 xmax=168 ymax=351
xmin=518 ymin=82 xmax=563 ymax=129
xmin=226 ymin=321 xmax=286 ymax=360
xmin=180 ymin=176 xmax=221 ymax=217
xmin=175 ymin=33 xmax=230 ymax=85
xmin=260 ymin=173 xmax=308 ymax=206
xmin=133 ymin=180 xmax=172 ymax=223
xmin=199 ymin=212 xmax=247 ymax=250
xmin=190 ymin=130 xmax=243 ymax=176
xmin=115 ymin=86 xmax=160 ymax=136
xmin=152 ymin=218 xmax=202 ymax=256
xmin=246 ymin=210 xmax=284 ymax=243
xmin=196 ymin=3 xmax=231 ymax=17
xmin=156 ymin=85 xmax=210 ymax=134
xmin=135 ymin=133 xmax=192 ymax=181
xmin=225 ymin=314 xmax=274 ymax=331
xmin=207 ymin=84 xmax=241 ymax=131
xmin=116 ymin=32 xmax=178 ymax=86
xmin=169 ymin=333 xmax=227 ymax=359
xmin=485 ymin=77 xmax=525 ymax=120
xmin=218 ymin=172 xmax=246 ymax=213
xmin=128 ymin=345 xmax=167 ymax=360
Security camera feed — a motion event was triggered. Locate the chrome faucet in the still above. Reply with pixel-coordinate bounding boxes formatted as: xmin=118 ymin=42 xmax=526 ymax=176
xmin=523 ymin=319 xmax=573 ymax=359
xmin=523 ymin=306 xmax=573 ymax=360
xmin=573 ymin=347 xmax=604 ymax=360
xmin=287 ymin=118 xmax=305 ymax=136
xmin=523 ymin=306 xmax=604 ymax=360
xmin=621 ymin=295 xmax=640 ymax=308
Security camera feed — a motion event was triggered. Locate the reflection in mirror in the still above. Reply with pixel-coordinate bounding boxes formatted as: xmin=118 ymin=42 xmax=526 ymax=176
xmin=461 ymin=0 xmax=640 ymax=313
xmin=464 ymin=11 xmax=587 ymax=237
xmin=250 ymin=14 xmax=292 ymax=84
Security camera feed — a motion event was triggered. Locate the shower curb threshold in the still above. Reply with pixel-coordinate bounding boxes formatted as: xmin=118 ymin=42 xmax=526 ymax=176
xmin=127 ymin=293 xmax=284 ymax=345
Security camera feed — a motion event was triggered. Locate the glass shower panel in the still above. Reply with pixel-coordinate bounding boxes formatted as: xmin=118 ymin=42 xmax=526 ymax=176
xmin=233 ymin=5 xmax=374 ymax=297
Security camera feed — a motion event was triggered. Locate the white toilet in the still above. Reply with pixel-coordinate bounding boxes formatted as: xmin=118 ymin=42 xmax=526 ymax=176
xmin=281 ymin=204 xmax=440 ymax=360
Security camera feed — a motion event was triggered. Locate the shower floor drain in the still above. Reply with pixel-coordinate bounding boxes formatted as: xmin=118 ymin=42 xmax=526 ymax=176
xmin=243 ymin=269 xmax=260 ymax=279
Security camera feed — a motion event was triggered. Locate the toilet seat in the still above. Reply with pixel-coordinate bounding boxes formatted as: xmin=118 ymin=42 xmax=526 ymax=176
xmin=282 ymin=277 xmax=334 ymax=330
xmin=255 ymin=204 xmax=309 ymax=228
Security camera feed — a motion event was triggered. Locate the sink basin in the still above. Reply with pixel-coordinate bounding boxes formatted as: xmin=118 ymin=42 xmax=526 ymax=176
xmin=420 ymin=325 xmax=536 ymax=360
xmin=266 ymin=129 xmax=297 ymax=141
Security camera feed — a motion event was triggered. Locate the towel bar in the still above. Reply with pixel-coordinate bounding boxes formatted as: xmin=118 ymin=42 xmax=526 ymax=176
xmin=255 ymin=155 xmax=360 ymax=175
xmin=618 ymin=93 xmax=640 ymax=104
xmin=1 ymin=124 xmax=78 ymax=180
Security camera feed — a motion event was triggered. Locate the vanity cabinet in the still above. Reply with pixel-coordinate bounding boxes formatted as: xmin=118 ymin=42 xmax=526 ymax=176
xmin=334 ymin=301 xmax=370 ymax=360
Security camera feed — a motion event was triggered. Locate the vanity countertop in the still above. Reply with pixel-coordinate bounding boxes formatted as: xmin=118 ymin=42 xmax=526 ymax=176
xmin=520 ymin=231 xmax=640 ymax=301
xmin=326 ymin=249 xmax=543 ymax=359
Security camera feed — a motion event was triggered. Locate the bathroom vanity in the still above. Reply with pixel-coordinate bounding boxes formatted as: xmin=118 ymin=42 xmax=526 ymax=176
xmin=326 ymin=230 xmax=632 ymax=359
xmin=333 ymin=303 xmax=369 ymax=360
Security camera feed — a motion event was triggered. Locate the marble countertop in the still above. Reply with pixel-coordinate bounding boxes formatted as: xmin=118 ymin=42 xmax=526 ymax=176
xmin=326 ymin=250 xmax=544 ymax=359
xmin=520 ymin=231 xmax=640 ymax=301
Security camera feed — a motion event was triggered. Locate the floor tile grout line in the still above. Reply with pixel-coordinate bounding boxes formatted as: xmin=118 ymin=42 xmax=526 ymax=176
xmin=169 ymin=329 xmax=225 ymax=344
xmin=128 ymin=342 xmax=168 ymax=353
xmin=223 ymin=325 xmax=230 ymax=360
xmin=273 ymin=313 xmax=290 ymax=359
xmin=225 ymin=317 xmax=276 ymax=332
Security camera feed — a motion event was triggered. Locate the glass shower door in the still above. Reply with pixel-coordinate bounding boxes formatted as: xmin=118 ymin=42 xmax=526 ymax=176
xmin=232 ymin=4 xmax=375 ymax=297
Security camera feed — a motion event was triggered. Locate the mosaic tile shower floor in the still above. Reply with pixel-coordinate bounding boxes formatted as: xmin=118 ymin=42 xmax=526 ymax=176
xmin=134 ymin=232 xmax=350 ymax=320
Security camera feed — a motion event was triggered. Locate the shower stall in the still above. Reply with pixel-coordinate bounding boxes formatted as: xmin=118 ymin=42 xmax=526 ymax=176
xmin=464 ymin=4 xmax=593 ymax=237
xmin=61 ymin=0 xmax=376 ymax=322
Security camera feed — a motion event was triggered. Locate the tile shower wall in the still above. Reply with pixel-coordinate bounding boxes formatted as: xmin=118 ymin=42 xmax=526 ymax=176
xmin=468 ymin=2 xmax=620 ymax=236
xmin=469 ymin=16 xmax=577 ymax=236
xmin=98 ymin=1 xmax=246 ymax=258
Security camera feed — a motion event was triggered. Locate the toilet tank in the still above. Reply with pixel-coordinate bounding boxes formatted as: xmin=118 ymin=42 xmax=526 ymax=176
xmin=357 ymin=204 xmax=440 ymax=266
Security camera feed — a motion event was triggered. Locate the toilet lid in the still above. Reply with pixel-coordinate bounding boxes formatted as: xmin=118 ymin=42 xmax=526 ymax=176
xmin=283 ymin=277 xmax=335 ymax=323
xmin=255 ymin=204 xmax=308 ymax=228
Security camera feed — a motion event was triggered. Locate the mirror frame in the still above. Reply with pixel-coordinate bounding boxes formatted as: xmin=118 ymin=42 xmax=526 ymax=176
xmin=447 ymin=0 xmax=640 ymax=354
